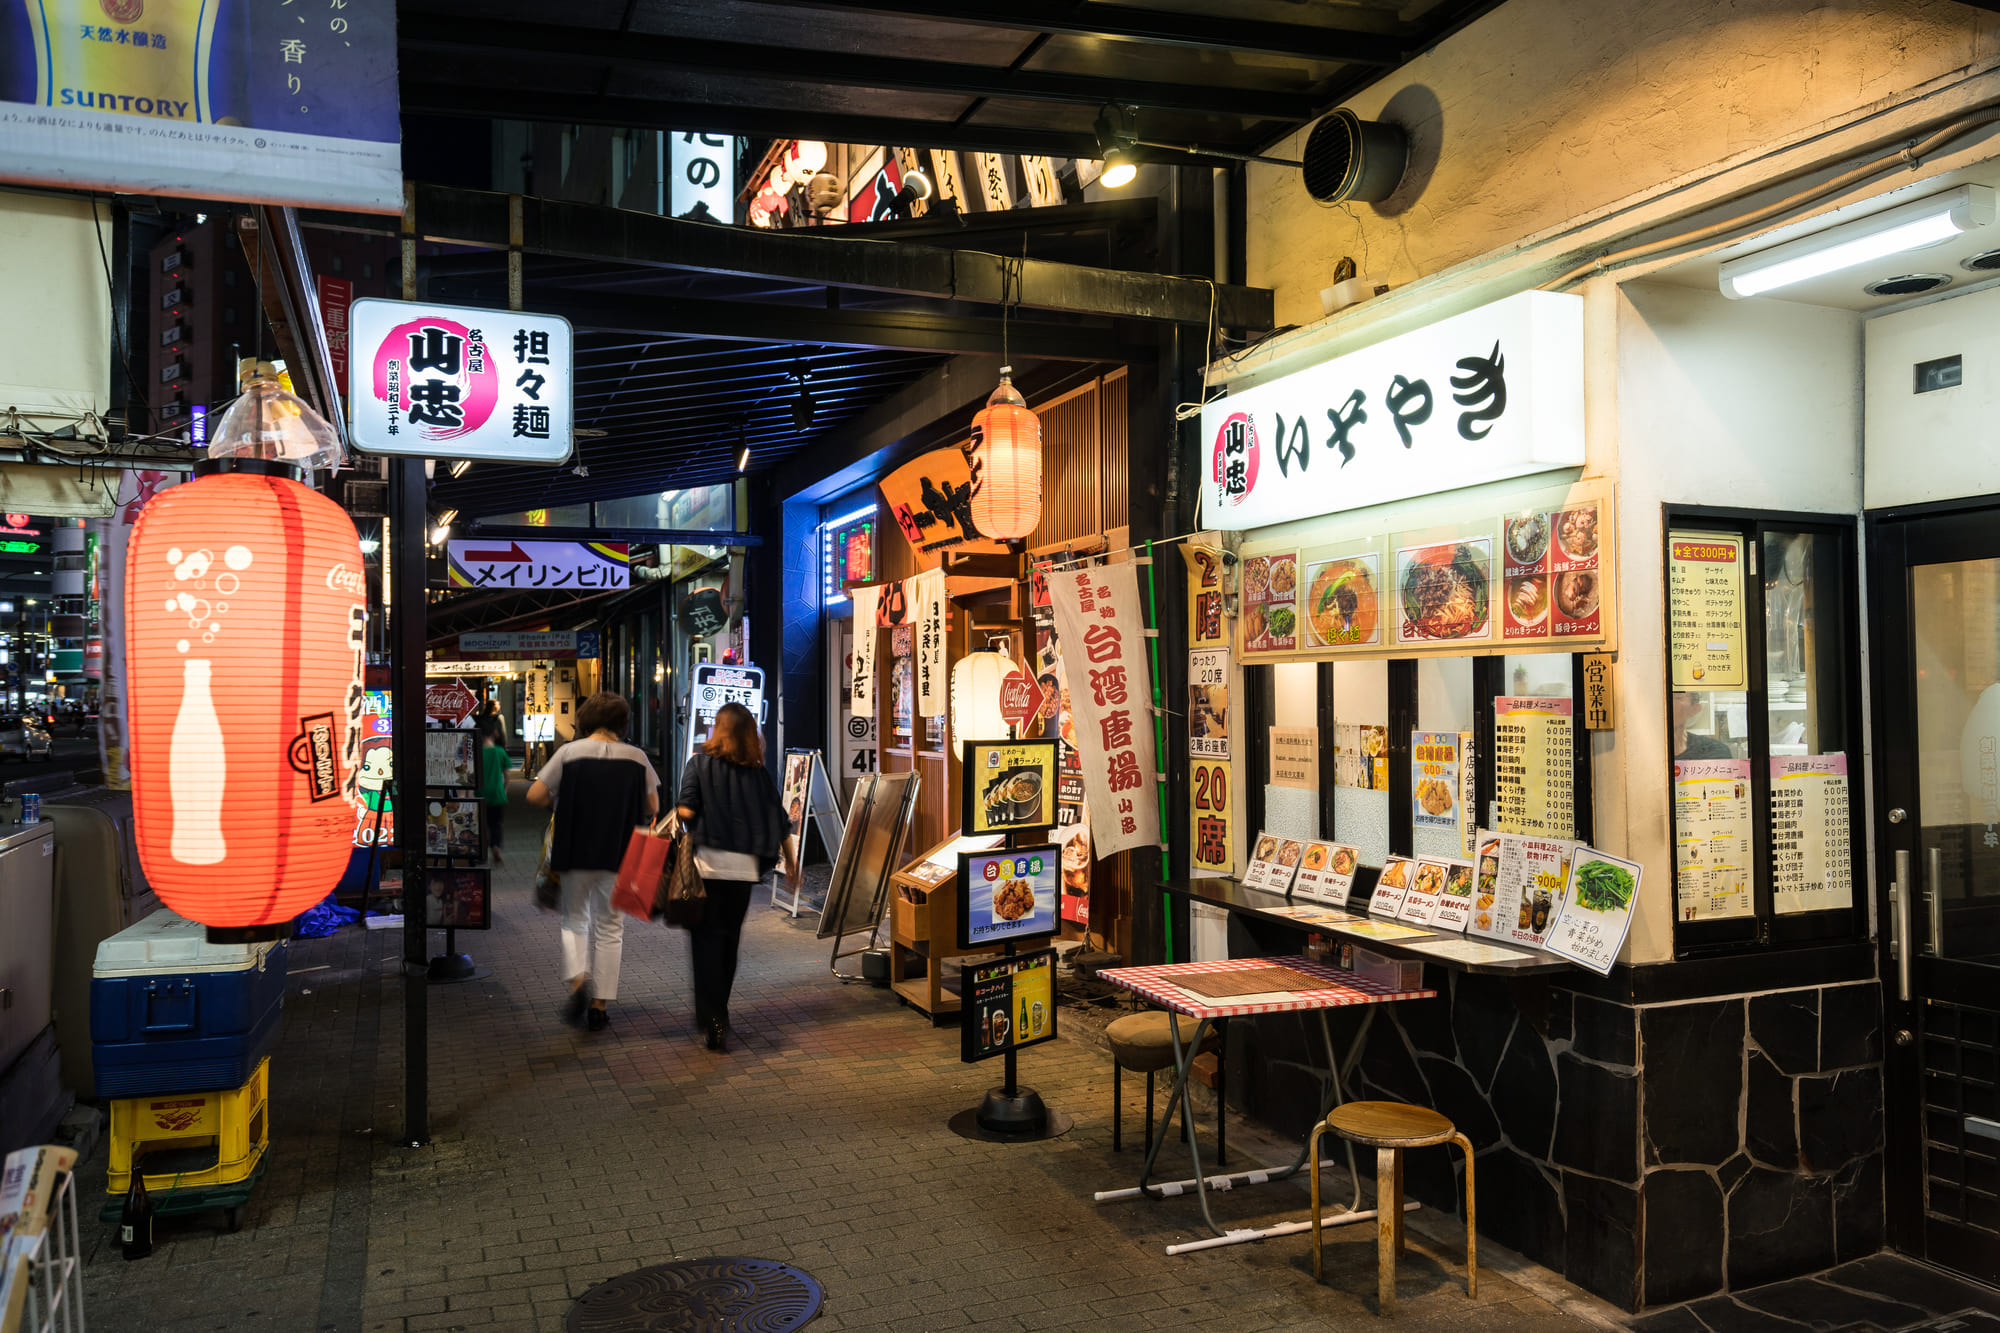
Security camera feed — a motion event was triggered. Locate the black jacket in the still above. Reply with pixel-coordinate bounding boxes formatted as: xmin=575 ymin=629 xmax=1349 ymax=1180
xmin=677 ymin=752 xmax=789 ymax=874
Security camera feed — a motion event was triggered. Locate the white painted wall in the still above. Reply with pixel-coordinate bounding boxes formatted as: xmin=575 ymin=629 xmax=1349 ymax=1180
xmin=1864 ymin=281 xmax=2000 ymax=506
xmin=1610 ymin=281 xmax=1863 ymax=960
xmin=1244 ymin=0 xmax=2000 ymax=330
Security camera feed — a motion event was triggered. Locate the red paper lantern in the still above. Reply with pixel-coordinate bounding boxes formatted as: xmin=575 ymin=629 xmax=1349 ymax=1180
xmin=125 ymin=460 xmax=367 ymax=931
xmin=967 ymin=367 xmax=1043 ymax=541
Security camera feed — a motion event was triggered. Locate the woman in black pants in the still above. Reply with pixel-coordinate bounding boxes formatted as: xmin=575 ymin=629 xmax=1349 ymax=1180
xmin=675 ymin=701 xmax=795 ymax=1051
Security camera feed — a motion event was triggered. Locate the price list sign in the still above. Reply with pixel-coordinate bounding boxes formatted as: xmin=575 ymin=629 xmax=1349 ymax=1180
xmin=1669 ymin=532 xmax=1747 ymax=689
xmin=1769 ymin=755 xmax=1853 ymax=914
xmin=1494 ymin=697 xmax=1574 ymax=839
xmin=1673 ymin=759 xmax=1752 ymax=921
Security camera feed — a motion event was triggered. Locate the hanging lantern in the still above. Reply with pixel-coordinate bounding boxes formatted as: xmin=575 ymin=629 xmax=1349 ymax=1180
xmin=951 ymin=640 xmax=1016 ymax=752
xmin=126 ymin=376 xmax=364 ymax=937
xmin=966 ymin=366 xmax=1042 ymax=541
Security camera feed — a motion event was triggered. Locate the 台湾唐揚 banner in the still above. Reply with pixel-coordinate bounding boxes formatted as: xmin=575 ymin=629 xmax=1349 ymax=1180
xmin=1199 ymin=291 xmax=1583 ymax=531
xmin=0 ymin=0 xmax=401 ymax=212
xmin=348 ymin=301 xmax=574 ymax=465
xmin=1047 ymin=560 xmax=1159 ymax=859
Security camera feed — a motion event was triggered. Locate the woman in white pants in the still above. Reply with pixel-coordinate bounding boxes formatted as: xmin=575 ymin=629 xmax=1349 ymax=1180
xmin=526 ymin=692 xmax=659 ymax=1032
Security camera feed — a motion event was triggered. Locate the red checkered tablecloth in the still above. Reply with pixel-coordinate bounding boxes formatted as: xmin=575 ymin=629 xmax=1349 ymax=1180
xmin=1098 ymin=955 xmax=1437 ymax=1020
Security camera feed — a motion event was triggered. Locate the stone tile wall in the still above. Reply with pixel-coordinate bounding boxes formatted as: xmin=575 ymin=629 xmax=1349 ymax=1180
xmin=1227 ymin=972 xmax=1885 ymax=1313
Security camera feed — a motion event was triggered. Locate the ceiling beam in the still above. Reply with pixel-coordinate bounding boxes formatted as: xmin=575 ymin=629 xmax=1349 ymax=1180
xmin=398 ymin=16 xmax=1318 ymax=120
xmin=474 ymin=289 xmax=1136 ymax=362
xmin=306 ymin=183 xmax=1274 ymax=331
xmin=400 ymin=83 xmax=1100 ymax=160
xmin=744 ymin=0 xmax=1405 ymax=64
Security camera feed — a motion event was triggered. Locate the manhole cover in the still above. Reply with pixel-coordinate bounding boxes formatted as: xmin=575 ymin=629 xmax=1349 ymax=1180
xmin=565 ymin=1257 xmax=823 ymax=1332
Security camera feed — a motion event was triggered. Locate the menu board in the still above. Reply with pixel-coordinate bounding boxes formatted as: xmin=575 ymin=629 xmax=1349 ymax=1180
xmin=1493 ymin=697 xmax=1576 ymax=840
xmin=1292 ymin=841 xmax=1361 ymax=905
xmin=1369 ymin=855 xmax=1417 ymax=917
xmin=1242 ymin=831 xmax=1305 ymax=893
xmin=1544 ymin=847 xmax=1643 ymax=975
xmin=1412 ymin=731 xmax=1464 ymax=833
xmin=1399 ymin=858 xmax=1452 ymax=924
xmin=1669 ymin=531 xmax=1747 ymax=689
xmin=1673 ymin=759 xmax=1753 ymax=921
xmin=958 ymin=847 xmax=1059 ymax=949
xmin=1334 ymin=724 xmax=1389 ymax=790
xmin=1189 ymin=647 xmax=1230 ymax=759
xmin=1770 ymin=755 xmax=1854 ymax=914
xmin=1501 ymin=502 xmax=1603 ymax=640
xmin=1470 ymin=831 xmax=1505 ymax=936
xmin=1429 ymin=858 xmax=1477 ymax=932
xmin=1302 ymin=553 xmax=1384 ymax=648
xmin=961 ymin=739 xmax=1058 ymax=837
xmin=1241 ymin=552 xmax=1299 ymax=652
xmin=1474 ymin=834 xmax=1574 ymax=948
xmin=960 ymin=949 xmax=1058 ymax=1063
xmin=1395 ymin=537 xmax=1494 ymax=646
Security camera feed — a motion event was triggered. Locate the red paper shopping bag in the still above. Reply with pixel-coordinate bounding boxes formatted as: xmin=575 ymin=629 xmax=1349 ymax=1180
xmin=613 ymin=825 xmax=673 ymax=918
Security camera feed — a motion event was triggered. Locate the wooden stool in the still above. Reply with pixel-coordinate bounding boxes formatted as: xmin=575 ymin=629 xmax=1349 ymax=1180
xmin=1105 ymin=1011 xmax=1210 ymax=1156
xmin=1308 ymin=1101 xmax=1475 ymax=1315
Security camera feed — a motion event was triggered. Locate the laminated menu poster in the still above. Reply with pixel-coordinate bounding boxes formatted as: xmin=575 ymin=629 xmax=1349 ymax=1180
xmin=1241 ymin=832 xmax=1305 ymax=893
xmin=1292 ymin=842 xmax=1362 ymax=906
xmin=1302 ymin=553 xmax=1384 ymax=648
xmin=1412 ymin=731 xmax=1463 ymax=832
xmin=1398 ymin=858 xmax=1452 ymax=925
xmin=1499 ymin=502 xmax=1602 ymax=640
xmin=1334 ymin=724 xmax=1390 ymax=790
xmin=1673 ymin=759 xmax=1753 ymax=921
xmin=1469 ymin=832 xmax=1505 ymax=936
xmin=1369 ymin=855 xmax=1417 ymax=917
xmin=1669 ymin=531 xmax=1747 ymax=689
xmin=1473 ymin=834 xmax=1574 ymax=948
xmin=1429 ymin=858 xmax=1478 ymax=932
xmin=1543 ymin=848 xmax=1642 ymax=975
xmin=1493 ymin=697 xmax=1576 ymax=840
xmin=1770 ymin=755 xmax=1854 ymax=914
xmin=1241 ymin=553 xmax=1300 ymax=652
xmin=1395 ymin=538 xmax=1494 ymax=646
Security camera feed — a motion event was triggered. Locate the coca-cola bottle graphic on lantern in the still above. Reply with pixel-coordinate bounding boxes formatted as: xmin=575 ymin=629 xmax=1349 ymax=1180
xmin=171 ymin=657 xmax=227 ymax=864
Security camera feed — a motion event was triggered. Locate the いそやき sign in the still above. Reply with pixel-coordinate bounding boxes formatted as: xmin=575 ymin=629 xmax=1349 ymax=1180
xmin=348 ymin=300 xmax=573 ymax=465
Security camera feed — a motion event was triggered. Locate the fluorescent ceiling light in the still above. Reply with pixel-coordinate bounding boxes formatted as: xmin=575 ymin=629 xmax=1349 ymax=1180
xmin=1720 ymin=184 xmax=1996 ymax=298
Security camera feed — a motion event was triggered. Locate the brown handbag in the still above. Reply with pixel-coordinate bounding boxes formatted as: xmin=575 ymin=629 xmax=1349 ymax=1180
xmin=657 ymin=831 xmax=707 ymax=928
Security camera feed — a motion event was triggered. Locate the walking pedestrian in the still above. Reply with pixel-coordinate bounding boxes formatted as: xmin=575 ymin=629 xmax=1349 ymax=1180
xmin=474 ymin=697 xmax=508 ymax=748
xmin=674 ymin=701 xmax=795 ymax=1052
xmin=479 ymin=729 xmax=512 ymax=866
xmin=526 ymin=691 xmax=659 ymax=1032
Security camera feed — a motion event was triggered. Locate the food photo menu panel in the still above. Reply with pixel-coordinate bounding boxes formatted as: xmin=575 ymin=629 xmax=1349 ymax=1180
xmin=1241 ymin=553 xmax=1300 ymax=653
xmin=957 ymin=847 xmax=1059 ymax=949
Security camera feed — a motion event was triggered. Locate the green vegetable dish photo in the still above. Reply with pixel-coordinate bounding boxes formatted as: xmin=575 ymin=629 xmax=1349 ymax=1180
xmin=1573 ymin=858 xmax=1635 ymax=912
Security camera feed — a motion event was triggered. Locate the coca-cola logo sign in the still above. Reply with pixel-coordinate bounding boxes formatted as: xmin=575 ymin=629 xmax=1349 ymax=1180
xmin=325 ymin=563 xmax=367 ymax=596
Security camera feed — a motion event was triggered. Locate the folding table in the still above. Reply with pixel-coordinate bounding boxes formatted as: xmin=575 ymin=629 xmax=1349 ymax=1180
xmin=1093 ymin=954 xmax=1436 ymax=1254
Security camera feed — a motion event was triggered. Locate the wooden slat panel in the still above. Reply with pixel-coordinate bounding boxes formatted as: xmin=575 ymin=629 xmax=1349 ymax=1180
xmin=1100 ymin=370 xmax=1128 ymax=532
xmin=1024 ymin=382 xmax=1101 ymax=550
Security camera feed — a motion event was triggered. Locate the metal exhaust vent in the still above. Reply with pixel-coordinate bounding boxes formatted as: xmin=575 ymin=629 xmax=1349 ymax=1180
xmin=1302 ymin=109 xmax=1409 ymax=205
xmin=1962 ymin=248 xmax=2000 ymax=272
xmin=1863 ymin=273 xmax=1952 ymax=298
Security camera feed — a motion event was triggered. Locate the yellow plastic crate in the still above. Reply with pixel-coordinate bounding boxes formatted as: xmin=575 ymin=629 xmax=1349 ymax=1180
xmin=108 ymin=1056 xmax=269 ymax=1194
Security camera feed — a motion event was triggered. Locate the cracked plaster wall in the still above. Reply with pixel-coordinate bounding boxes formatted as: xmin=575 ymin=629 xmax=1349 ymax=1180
xmin=1243 ymin=0 xmax=2000 ymax=329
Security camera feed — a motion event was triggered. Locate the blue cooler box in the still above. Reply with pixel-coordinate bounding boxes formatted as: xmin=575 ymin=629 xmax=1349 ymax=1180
xmin=90 ymin=909 xmax=288 ymax=1097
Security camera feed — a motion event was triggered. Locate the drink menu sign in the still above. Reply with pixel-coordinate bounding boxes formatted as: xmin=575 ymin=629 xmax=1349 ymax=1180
xmin=1673 ymin=759 xmax=1753 ymax=921
xmin=960 ymin=949 xmax=1057 ymax=1063
xmin=1669 ymin=532 xmax=1747 ymax=689
xmin=1770 ymin=755 xmax=1853 ymax=914
xmin=1493 ymin=697 xmax=1576 ymax=839
xmin=1473 ymin=834 xmax=1573 ymax=948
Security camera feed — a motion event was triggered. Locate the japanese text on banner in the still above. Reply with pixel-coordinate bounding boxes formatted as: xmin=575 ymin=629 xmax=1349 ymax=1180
xmin=849 ymin=585 xmax=880 ymax=719
xmin=913 ymin=568 xmax=947 ymax=718
xmin=1047 ymin=562 xmax=1159 ymax=859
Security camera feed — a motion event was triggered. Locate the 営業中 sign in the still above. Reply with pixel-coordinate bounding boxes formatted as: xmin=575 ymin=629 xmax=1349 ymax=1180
xmin=348 ymin=300 xmax=573 ymax=465
xmin=446 ymin=539 xmax=628 ymax=591
xmin=0 ymin=0 xmax=402 ymax=212
xmin=1199 ymin=291 xmax=1583 ymax=530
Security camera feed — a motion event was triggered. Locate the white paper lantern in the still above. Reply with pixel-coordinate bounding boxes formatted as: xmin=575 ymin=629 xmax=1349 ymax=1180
xmin=952 ymin=644 xmax=1014 ymax=752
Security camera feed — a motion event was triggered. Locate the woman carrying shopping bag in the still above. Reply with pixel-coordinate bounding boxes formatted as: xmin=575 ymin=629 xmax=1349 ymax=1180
xmin=527 ymin=692 xmax=659 ymax=1032
xmin=675 ymin=701 xmax=795 ymax=1051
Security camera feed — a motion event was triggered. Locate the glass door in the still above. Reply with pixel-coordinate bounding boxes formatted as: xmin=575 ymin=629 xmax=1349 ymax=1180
xmin=1870 ymin=504 xmax=2000 ymax=1281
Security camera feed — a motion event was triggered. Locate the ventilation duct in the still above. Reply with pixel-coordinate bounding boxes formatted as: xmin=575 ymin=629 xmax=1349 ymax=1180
xmin=1302 ymin=110 xmax=1409 ymax=205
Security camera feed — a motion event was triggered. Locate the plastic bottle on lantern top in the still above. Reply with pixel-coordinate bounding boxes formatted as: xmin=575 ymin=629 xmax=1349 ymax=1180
xmin=966 ymin=366 xmax=1042 ymax=542
xmin=125 ymin=370 xmax=364 ymax=936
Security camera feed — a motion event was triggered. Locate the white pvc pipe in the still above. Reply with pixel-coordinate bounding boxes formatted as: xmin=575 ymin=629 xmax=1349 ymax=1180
xmin=1161 ymin=1201 xmax=1420 ymax=1256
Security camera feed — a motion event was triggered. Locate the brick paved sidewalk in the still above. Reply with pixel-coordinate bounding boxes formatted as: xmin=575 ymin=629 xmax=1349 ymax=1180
xmin=73 ymin=790 xmax=1619 ymax=1333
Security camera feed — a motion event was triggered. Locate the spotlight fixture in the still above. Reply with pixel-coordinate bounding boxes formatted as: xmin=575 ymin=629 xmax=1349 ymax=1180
xmin=1091 ymin=102 xmax=1301 ymax=192
xmin=1100 ymin=147 xmax=1138 ymax=190
xmin=887 ymin=167 xmax=936 ymax=219
xmin=430 ymin=524 xmax=451 ymax=547
xmin=435 ymin=508 xmax=458 ymax=528
xmin=1719 ymin=184 xmax=1996 ymax=299
xmin=736 ymin=420 xmax=751 ymax=473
